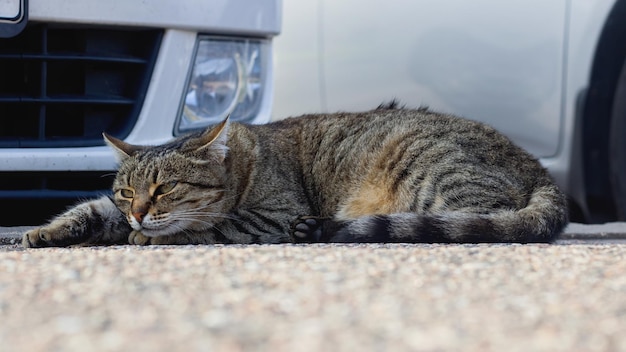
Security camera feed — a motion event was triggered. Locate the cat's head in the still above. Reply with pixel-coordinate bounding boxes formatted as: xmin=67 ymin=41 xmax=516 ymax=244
xmin=104 ymin=118 xmax=233 ymax=237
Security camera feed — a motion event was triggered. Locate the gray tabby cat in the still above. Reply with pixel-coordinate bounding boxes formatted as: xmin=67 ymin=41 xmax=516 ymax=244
xmin=23 ymin=105 xmax=568 ymax=247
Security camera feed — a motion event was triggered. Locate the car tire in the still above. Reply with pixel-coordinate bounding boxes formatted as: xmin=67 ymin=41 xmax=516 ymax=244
xmin=609 ymin=59 xmax=626 ymax=220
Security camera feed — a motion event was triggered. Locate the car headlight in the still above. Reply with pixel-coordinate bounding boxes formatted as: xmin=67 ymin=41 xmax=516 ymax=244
xmin=176 ymin=36 xmax=269 ymax=134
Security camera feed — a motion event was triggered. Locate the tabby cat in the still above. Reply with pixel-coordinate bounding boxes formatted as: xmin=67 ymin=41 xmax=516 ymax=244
xmin=23 ymin=105 xmax=568 ymax=247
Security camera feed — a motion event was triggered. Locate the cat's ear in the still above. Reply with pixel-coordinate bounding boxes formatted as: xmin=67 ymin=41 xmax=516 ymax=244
xmin=184 ymin=116 xmax=230 ymax=162
xmin=103 ymin=133 xmax=145 ymax=161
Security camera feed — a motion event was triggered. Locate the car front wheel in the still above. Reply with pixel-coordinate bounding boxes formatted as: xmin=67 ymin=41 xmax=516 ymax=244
xmin=609 ymin=59 xmax=626 ymax=220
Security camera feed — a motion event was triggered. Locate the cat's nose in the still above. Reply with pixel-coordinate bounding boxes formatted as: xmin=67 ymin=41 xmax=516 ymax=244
xmin=132 ymin=211 xmax=146 ymax=224
xmin=131 ymin=201 xmax=151 ymax=224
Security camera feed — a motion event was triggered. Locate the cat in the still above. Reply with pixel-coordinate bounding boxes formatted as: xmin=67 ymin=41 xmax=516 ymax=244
xmin=22 ymin=105 xmax=568 ymax=247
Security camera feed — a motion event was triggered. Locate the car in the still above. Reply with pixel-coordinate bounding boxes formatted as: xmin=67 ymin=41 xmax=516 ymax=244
xmin=0 ymin=0 xmax=281 ymax=225
xmin=272 ymin=0 xmax=626 ymax=223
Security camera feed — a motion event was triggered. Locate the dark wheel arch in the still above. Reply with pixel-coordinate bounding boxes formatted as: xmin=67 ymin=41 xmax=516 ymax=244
xmin=582 ymin=0 xmax=626 ymax=221
xmin=609 ymin=59 xmax=626 ymax=219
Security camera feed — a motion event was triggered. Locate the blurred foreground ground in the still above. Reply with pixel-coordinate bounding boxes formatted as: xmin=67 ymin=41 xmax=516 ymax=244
xmin=0 ymin=224 xmax=625 ymax=351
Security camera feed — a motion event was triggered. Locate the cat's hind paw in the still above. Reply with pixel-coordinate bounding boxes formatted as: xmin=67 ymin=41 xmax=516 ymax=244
xmin=290 ymin=216 xmax=326 ymax=243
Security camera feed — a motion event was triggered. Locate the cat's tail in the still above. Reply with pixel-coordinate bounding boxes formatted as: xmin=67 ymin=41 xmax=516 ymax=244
xmin=294 ymin=184 xmax=569 ymax=243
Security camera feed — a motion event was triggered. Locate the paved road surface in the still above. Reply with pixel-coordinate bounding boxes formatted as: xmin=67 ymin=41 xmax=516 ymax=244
xmin=1 ymin=224 xmax=625 ymax=351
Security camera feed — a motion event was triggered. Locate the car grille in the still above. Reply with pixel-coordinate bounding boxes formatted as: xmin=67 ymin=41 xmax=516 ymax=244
xmin=0 ymin=171 xmax=115 ymax=198
xmin=0 ymin=171 xmax=116 ymax=225
xmin=0 ymin=24 xmax=163 ymax=148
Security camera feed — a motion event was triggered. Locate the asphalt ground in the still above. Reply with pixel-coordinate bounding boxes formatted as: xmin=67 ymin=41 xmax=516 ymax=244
xmin=1 ymin=224 xmax=625 ymax=351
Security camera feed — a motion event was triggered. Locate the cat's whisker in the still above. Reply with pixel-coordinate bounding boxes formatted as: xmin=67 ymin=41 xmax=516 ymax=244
xmin=183 ymin=193 xmax=243 ymax=211
xmin=170 ymin=216 xmax=214 ymax=224
xmin=171 ymin=217 xmax=227 ymax=228
xmin=171 ymin=208 xmax=242 ymax=221
xmin=163 ymin=197 xmax=240 ymax=217
xmin=210 ymin=226 xmax=228 ymax=239
xmin=173 ymin=212 xmax=242 ymax=222
xmin=100 ymin=173 xmax=117 ymax=178
xmin=169 ymin=223 xmax=195 ymax=238
xmin=168 ymin=217 xmax=232 ymax=239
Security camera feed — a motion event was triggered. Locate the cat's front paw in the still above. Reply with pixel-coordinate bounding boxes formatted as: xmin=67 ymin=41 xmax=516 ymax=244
xmin=23 ymin=227 xmax=48 ymax=248
xmin=290 ymin=216 xmax=326 ymax=243
xmin=128 ymin=231 xmax=151 ymax=245
xmin=128 ymin=231 xmax=187 ymax=245
xmin=23 ymin=223 xmax=87 ymax=248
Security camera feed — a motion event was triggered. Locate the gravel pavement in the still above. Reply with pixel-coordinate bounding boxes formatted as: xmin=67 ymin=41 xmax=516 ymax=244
xmin=1 ymin=224 xmax=625 ymax=351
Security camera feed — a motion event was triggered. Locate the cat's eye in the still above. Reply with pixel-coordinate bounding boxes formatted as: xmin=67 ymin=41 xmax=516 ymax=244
xmin=119 ymin=189 xmax=134 ymax=199
xmin=154 ymin=181 xmax=178 ymax=196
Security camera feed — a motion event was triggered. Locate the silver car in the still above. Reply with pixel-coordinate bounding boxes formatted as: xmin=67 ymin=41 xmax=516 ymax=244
xmin=273 ymin=0 xmax=626 ymax=223
xmin=0 ymin=0 xmax=280 ymax=225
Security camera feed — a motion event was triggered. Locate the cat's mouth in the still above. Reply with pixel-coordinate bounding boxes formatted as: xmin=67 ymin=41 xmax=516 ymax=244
xmin=132 ymin=224 xmax=178 ymax=238
xmin=127 ymin=211 xmax=219 ymax=237
xmin=128 ymin=214 xmax=177 ymax=237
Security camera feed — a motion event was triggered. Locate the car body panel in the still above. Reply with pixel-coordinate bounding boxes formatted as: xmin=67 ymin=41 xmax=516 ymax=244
xmin=546 ymin=0 xmax=617 ymax=193
xmin=0 ymin=0 xmax=280 ymax=172
xmin=30 ymin=0 xmax=281 ymax=35
xmin=273 ymin=0 xmax=618 ymax=199
xmin=327 ymin=0 xmax=566 ymax=158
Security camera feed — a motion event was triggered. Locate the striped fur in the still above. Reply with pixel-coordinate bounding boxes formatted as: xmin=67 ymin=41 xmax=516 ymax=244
xmin=23 ymin=107 xmax=568 ymax=247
